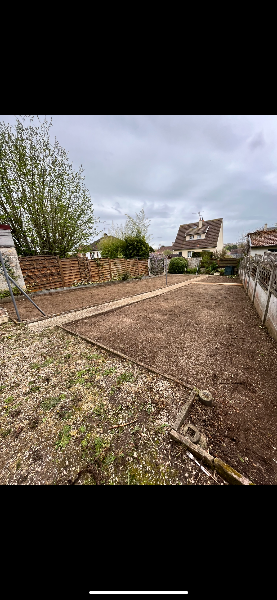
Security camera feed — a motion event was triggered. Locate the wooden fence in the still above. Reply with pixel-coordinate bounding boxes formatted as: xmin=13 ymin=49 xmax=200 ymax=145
xmin=19 ymin=255 xmax=148 ymax=293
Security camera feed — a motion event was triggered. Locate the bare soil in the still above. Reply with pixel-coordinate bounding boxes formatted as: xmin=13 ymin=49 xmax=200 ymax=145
xmin=1 ymin=274 xmax=196 ymax=322
xmin=64 ymin=275 xmax=277 ymax=485
xmin=0 ymin=320 xmax=221 ymax=485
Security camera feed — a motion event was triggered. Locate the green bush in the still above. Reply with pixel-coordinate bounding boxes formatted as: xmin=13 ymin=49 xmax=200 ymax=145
xmin=122 ymin=236 xmax=151 ymax=260
xmin=168 ymin=257 xmax=188 ymax=274
xmin=186 ymin=267 xmax=198 ymax=274
xmin=219 ymin=268 xmax=225 ymax=276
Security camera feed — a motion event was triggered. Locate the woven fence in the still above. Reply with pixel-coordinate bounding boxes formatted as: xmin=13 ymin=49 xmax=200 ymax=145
xmin=18 ymin=255 xmax=148 ymax=293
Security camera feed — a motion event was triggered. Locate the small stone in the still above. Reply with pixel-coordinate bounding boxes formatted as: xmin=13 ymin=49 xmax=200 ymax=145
xmin=198 ymin=390 xmax=213 ymax=406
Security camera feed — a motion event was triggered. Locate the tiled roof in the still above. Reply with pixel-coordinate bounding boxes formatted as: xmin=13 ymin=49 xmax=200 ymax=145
xmin=172 ymin=219 xmax=222 ymax=250
xmin=248 ymin=228 xmax=277 ymax=247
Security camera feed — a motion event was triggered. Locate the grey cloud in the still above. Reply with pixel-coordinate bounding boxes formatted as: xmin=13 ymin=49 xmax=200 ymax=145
xmin=0 ymin=114 xmax=276 ymax=246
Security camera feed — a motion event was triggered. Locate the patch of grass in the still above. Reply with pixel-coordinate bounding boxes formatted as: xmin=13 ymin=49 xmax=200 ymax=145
xmin=55 ymin=425 xmax=71 ymax=450
xmin=79 ymin=425 xmax=86 ymax=433
xmin=4 ymin=396 xmax=14 ymax=404
xmin=93 ymin=402 xmax=106 ymax=417
xmin=30 ymin=363 xmax=41 ymax=370
xmin=0 ymin=428 xmax=11 ymax=438
xmin=103 ymin=367 xmax=116 ymax=376
xmin=41 ymin=393 xmax=66 ymax=411
xmin=94 ymin=436 xmax=110 ymax=458
xmin=86 ymin=353 xmax=103 ymax=361
xmin=28 ymin=385 xmax=41 ymax=393
xmin=116 ymin=372 xmax=134 ymax=385
xmin=41 ymin=358 xmax=54 ymax=367
xmin=0 ymin=385 xmax=7 ymax=392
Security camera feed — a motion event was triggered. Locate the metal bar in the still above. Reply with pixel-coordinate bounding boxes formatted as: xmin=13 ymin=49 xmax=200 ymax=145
xmin=166 ymin=257 xmax=168 ymax=286
xmin=0 ymin=251 xmax=21 ymax=322
xmin=3 ymin=271 xmax=46 ymax=316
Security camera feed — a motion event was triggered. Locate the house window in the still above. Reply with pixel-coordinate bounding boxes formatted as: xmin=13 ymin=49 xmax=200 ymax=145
xmin=179 ymin=251 xmax=182 ymax=256
xmin=189 ymin=235 xmax=194 ymax=239
xmin=188 ymin=251 xmax=192 ymax=258
xmin=197 ymin=234 xmax=201 ymax=239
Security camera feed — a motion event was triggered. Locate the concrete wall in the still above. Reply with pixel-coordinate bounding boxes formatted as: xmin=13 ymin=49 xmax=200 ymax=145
xmin=239 ymin=253 xmax=277 ymax=343
xmin=265 ymin=294 xmax=277 ymax=341
xmin=0 ymin=227 xmax=26 ymax=293
xmin=253 ymin=282 xmax=268 ymax=320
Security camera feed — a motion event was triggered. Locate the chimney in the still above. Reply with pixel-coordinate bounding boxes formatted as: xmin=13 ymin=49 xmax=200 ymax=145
xmin=199 ymin=217 xmax=203 ymax=229
xmin=264 ymin=223 xmax=267 ymax=230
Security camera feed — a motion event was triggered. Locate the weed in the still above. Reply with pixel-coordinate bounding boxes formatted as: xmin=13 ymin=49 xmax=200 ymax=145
xmin=0 ymin=385 xmax=7 ymax=392
xmin=104 ymin=452 xmax=116 ymax=466
xmin=94 ymin=436 xmax=110 ymax=458
xmin=16 ymin=459 xmax=22 ymax=470
xmin=87 ymin=353 xmax=102 ymax=361
xmin=4 ymin=396 xmax=14 ymax=404
xmin=116 ymin=372 xmax=134 ymax=385
xmin=30 ymin=363 xmax=41 ymax=370
xmin=56 ymin=425 xmax=71 ymax=450
xmin=79 ymin=425 xmax=86 ymax=433
xmin=41 ymin=358 xmax=54 ymax=367
xmin=103 ymin=367 xmax=116 ymax=376
xmin=0 ymin=428 xmax=11 ymax=438
xmin=29 ymin=385 xmax=41 ymax=393
xmin=41 ymin=393 xmax=66 ymax=411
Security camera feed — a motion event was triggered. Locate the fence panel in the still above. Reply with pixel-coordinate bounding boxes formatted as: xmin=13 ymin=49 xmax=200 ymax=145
xmin=18 ymin=255 xmax=149 ymax=292
xmin=19 ymin=256 xmax=63 ymax=292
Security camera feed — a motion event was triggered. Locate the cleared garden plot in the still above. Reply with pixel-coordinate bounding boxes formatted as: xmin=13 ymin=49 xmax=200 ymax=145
xmin=64 ymin=278 xmax=277 ymax=485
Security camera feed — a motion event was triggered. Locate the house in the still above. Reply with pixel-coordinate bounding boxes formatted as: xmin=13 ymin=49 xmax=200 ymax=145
xmin=247 ymin=224 xmax=277 ymax=256
xmin=171 ymin=217 xmax=223 ymax=258
xmin=154 ymin=245 xmax=174 ymax=257
xmin=89 ymin=233 xmax=119 ymax=258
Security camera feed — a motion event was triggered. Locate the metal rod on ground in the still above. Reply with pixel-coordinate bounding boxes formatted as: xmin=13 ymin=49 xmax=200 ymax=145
xmin=0 ymin=260 xmax=46 ymax=317
xmin=0 ymin=250 xmax=21 ymax=322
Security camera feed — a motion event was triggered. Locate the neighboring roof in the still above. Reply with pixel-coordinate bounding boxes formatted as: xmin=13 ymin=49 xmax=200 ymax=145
xmin=172 ymin=219 xmax=223 ymax=250
xmin=158 ymin=245 xmax=174 ymax=252
xmin=247 ymin=228 xmax=277 ymax=247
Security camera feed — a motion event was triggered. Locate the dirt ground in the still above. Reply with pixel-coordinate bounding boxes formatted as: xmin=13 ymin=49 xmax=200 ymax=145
xmin=64 ymin=275 xmax=277 ymax=485
xmin=0 ymin=321 xmax=223 ymax=485
xmin=0 ymin=274 xmax=196 ymax=322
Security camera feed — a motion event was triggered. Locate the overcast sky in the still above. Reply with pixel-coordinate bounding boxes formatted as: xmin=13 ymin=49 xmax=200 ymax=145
xmin=1 ymin=115 xmax=276 ymax=247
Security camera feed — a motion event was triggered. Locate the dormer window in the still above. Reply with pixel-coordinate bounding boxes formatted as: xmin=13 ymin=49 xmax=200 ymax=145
xmin=189 ymin=235 xmax=194 ymax=239
xmin=197 ymin=234 xmax=201 ymax=239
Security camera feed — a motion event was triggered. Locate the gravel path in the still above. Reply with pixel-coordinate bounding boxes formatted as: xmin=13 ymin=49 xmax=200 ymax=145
xmin=28 ymin=275 xmax=209 ymax=332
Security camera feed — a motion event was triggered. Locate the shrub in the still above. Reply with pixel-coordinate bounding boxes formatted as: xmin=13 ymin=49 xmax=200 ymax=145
xmin=186 ymin=267 xmax=198 ymax=274
xmin=219 ymin=268 xmax=225 ymax=276
xmin=168 ymin=257 xmax=188 ymax=274
xmin=122 ymin=236 xmax=151 ymax=260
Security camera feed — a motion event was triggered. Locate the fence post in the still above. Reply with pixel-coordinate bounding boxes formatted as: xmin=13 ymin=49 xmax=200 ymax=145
xmin=252 ymin=261 xmax=260 ymax=303
xmin=262 ymin=263 xmax=275 ymax=325
xmin=246 ymin=257 xmax=251 ymax=294
xmin=58 ymin=257 xmax=66 ymax=288
xmin=137 ymin=258 xmax=140 ymax=277
xmin=108 ymin=258 xmax=112 ymax=280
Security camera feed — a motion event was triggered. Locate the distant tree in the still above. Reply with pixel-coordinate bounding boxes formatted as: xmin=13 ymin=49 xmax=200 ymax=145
xmin=108 ymin=208 xmax=152 ymax=244
xmin=237 ymin=233 xmax=250 ymax=256
xmin=98 ymin=236 xmax=126 ymax=259
xmin=0 ymin=115 xmax=99 ymax=258
xmin=122 ymin=236 xmax=151 ymax=259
